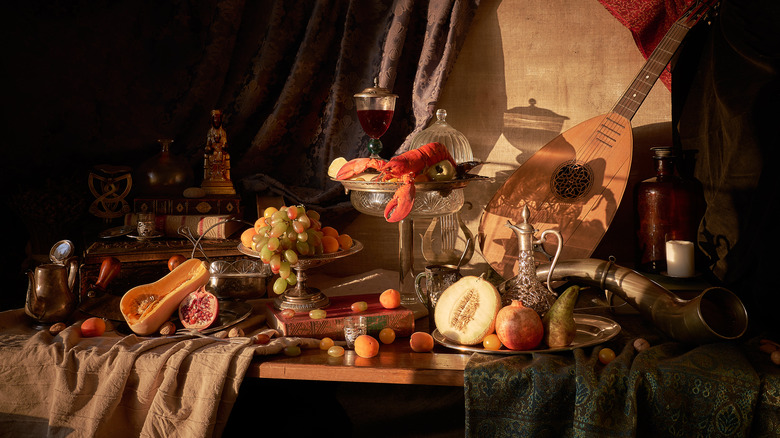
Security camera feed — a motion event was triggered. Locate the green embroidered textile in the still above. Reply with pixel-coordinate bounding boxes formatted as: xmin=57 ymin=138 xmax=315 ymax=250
xmin=465 ymin=313 xmax=780 ymax=437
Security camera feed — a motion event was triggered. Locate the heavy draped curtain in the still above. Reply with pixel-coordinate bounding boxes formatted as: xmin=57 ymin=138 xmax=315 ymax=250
xmin=2 ymin=0 xmax=479 ymax=287
xmin=235 ymin=0 xmax=480 ymax=212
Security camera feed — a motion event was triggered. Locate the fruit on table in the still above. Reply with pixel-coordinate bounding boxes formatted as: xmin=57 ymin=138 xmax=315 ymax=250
xmin=328 ymin=345 xmax=345 ymax=357
xmin=328 ymin=157 xmax=348 ymax=178
xmin=379 ymin=288 xmax=401 ymax=309
xmin=81 ymin=317 xmax=106 ymax=337
xmin=495 ymin=300 xmax=544 ymax=350
xmin=228 ymin=327 xmax=244 ymax=338
xmin=410 ymin=332 xmax=435 ymax=352
xmin=246 ymin=205 xmax=354 ymax=290
xmin=178 ymin=287 xmax=219 ymax=330
xmin=321 ymin=235 xmax=340 ymax=253
xmin=240 ymin=228 xmax=256 ymax=249
xmin=354 ymin=334 xmax=380 ymax=358
xmin=94 ymin=257 xmax=121 ymax=291
xmin=159 ymin=321 xmax=177 ymax=336
xmin=379 ymin=328 xmax=396 ymax=344
xmin=167 ymin=254 xmax=186 ymax=271
xmin=633 ymin=338 xmax=650 ymax=352
xmin=598 ymin=347 xmax=616 ymax=364
xmin=320 ymin=337 xmax=335 ymax=350
xmin=482 ymin=333 xmax=502 ymax=351
xmin=309 ymin=309 xmax=327 ymax=319
xmin=351 ymin=301 xmax=368 ymax=312
xmin=337 ymin=234 xmax=353 ymax=250
xmin=425 ymin=159 xmax=456 ymax=181
xmin=284 ymin=345 xmax=302 ymax=357
xmin=48 ymin=322 xmax=67 ymax=336
xmin=434 ymin=276 xmax=501 ymax=345
xmin=120 ymin=258 xmax=209 ymax=336
xmin=542 ymin=285 xmax=579 ymax=348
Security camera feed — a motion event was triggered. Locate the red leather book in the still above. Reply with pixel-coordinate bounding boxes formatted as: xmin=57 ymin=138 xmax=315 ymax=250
xmin=263 ymin=293 xmax=415 ymax=340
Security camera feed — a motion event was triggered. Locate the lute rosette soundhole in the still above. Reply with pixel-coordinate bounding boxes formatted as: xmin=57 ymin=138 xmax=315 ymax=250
xmin=550 ymin=160 xmax=594 ymax=201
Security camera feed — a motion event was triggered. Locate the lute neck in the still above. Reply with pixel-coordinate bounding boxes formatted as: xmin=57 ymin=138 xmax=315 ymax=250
xmin=612 ymin=19 xmax=693 ymax=121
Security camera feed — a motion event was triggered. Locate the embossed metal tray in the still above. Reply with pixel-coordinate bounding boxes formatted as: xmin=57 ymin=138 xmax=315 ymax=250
xmin=433 ymin=313 xmax=621 ymax=354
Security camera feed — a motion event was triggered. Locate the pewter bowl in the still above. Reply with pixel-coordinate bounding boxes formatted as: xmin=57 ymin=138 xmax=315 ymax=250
xmin=207 ymin=259 xmax=272 ymax=301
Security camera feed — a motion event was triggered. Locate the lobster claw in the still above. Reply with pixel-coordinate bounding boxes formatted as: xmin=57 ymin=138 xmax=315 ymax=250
xmin=384 ymin=179 xmax=416 ymax=223
xmin=336 ymin=157 xmax=387 ymax=180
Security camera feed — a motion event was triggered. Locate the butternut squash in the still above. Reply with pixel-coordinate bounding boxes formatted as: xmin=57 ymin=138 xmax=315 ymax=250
xmin=119 ymin=258 xmax=209 ymax=335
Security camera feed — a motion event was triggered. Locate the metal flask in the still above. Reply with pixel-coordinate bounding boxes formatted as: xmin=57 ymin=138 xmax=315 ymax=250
xmin=25 ymin=240 xmax=79 ymax=325
xmin=503 ymin=205 xmax=562 ymax=314
xmin=26 ymin=259 xmax=79 ymax=325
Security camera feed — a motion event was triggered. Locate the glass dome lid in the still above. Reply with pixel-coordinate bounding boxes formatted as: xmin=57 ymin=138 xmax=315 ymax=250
xmin=410 ymin=109 xmax=473 ymax=163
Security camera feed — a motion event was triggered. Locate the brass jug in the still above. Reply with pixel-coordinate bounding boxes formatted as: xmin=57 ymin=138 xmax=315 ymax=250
xmin=503 ymin=205 xmax=562 ymax=314
xmin=25 ymin=258 xmax=79 ymax=325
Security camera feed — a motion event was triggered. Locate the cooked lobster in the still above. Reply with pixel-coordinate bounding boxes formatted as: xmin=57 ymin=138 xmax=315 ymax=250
xmin=336 ymin=142 xmax=456 ymax=222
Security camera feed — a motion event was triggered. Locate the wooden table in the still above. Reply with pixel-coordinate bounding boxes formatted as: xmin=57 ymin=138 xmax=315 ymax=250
xmin=246 ymin=339 xmax=471 ymax=386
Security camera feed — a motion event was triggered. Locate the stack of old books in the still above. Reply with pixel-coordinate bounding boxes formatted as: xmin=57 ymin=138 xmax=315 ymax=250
xmin=129 ymin=195 xmax=245 ymax=239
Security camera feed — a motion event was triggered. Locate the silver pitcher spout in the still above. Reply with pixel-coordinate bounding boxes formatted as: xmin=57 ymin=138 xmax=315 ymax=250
xmin=535 ymin=258 xmax=748 ymax=344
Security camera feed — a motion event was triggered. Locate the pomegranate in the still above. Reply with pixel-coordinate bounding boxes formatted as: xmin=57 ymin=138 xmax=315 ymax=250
xmin=495 ymin=300 xmax=544 ymax=350
xmin=178 ymin=287 xmax=219 ymax=330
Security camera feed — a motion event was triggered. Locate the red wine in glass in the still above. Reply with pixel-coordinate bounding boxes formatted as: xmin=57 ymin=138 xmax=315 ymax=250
xmin=357 ymin=109 xmax=394 ymax=139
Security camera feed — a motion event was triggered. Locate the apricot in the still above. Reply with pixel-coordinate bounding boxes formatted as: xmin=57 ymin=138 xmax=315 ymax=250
xmin=410 ymin=331 xmax=434 ymax=352
xmin=337 ymin=234 xmax=353 ymax=250
xmin=81 ymin=317 xmax=106 ymax=337
xmin=379 ymin=288 xmax=401 ymax=309
xmin=321 ymin=235 xmax=340 ymax=253
xmin=321 ymin=226 xmax=339 ymax=238
xmin=354 ymin=334 xmax=380 ymax=358
xmin=253 ymin=217 xmax=267 ymax=233
xmin=240 ymin=228 xmax=256 ymax=248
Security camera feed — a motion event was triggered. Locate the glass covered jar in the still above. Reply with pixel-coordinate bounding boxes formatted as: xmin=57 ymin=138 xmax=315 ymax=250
xmin=410 ymin=109 xmax=474 ymax=163
xmin=411 ymin=109 xmax=475 ymax=266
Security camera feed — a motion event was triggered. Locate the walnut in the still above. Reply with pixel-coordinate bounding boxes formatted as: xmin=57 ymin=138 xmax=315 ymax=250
xmin=48 ymin=322 xmax=67 ymax=335
xmin=228 ymin=327 xmax=245 ymax=338
xmin=159 ymin=321 xmax=177 ymax=336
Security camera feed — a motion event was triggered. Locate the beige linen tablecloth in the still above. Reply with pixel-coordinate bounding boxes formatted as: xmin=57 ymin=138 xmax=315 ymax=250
xmin=0 ymin=270 xmax=395 ymax=437
xmin=0 ymin=308 xmax=257 ymax=438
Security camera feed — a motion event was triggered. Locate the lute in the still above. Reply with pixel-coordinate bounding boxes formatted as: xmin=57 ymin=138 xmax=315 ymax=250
xmin=478 ymin=0 xmax=717 ymax=280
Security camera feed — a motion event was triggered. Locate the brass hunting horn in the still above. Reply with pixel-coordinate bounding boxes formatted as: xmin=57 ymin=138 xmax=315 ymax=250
xmin=535 ymin=258 xmax=748 ymax=344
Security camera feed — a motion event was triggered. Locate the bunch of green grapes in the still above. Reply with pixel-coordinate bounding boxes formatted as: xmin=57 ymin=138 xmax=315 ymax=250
xmin=251 ymin=205 xmax=324 ymax=294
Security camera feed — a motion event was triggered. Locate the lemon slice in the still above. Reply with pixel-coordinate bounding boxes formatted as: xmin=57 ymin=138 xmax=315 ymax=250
xmin=328 ymin=157 xmax=348 ymax=178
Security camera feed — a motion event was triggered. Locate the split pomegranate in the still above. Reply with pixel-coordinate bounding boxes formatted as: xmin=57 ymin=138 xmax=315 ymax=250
xmin=178 ymin=287 xmax=219 ymax=330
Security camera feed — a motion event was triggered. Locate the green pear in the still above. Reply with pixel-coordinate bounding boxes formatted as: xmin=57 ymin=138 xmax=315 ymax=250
xmin=542 ymin=285 xmax=580 ymax=348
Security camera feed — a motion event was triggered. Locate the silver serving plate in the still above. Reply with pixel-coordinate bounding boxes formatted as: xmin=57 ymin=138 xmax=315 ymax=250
xmin=433 ymin=313 xmax=621 ymax=355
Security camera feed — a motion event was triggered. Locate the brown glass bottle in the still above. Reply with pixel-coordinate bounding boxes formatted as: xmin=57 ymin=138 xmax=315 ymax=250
xmin=635 ymin=147 xmax=704 ymax=273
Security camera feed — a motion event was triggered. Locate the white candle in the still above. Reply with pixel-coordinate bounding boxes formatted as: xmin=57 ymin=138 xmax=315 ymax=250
xmin=666 ymin=240 xmax=695 ymax=277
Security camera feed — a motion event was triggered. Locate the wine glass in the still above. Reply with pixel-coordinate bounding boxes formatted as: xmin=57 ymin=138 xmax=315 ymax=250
xmin=354 ymin=78 xmax=398 ymax=158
